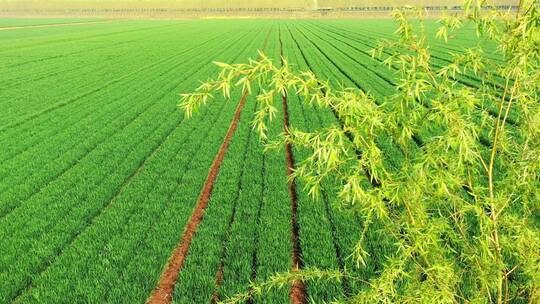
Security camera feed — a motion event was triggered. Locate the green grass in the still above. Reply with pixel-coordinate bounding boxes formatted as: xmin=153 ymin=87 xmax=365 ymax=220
xmin=0 ymin=18 xmax=516 ymax=303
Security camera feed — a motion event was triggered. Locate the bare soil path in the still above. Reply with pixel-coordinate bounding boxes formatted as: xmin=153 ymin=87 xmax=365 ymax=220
xmin=146 ymin=89 xmax=250 ymax=304
xmin=279 ymin=31 xmax=307 ymax=304
xmin=146 ymin=30 xmax=272 ymax=304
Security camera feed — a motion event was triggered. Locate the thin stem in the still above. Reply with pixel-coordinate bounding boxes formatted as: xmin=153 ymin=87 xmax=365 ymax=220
xmin=516 ymin=0 xmax=524 ymax=18
xmin=488 ymin=77 xmax=510 ymax=199
xmin=488 ymin=75 xmax=516 ymax=304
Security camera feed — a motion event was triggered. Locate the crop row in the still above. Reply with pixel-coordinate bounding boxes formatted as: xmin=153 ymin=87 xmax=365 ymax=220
xmin=0 ymin=20 xmax=177 ymax=53
xmin=324 ymin=19 xmax=503 ymax=62
xmin=283 ymin=21 xmax=520 ymax=302
xmin=289 ymin=22 xmax=520 ymax=153
xmin=297 ymin=21 xmax=524 ymax=174
xmin=0 ymin=18 xmax=99 ymax=28
xmin=0 ymin=26 xmax=253 ymax=223
xmin=309 ymin=22 xmax=518 ymax=124
xmin=171 ymin=27 xmax=292 ymax=304
xmin=0 ymin=22 xmax=268 ymax=303
xmin=1 ymin=19 xmax=519 ymax=304
xmin=282 ymin=23 xmax=396 ymax=300
xmin=0 ymin=22 xmax=223 ymax=125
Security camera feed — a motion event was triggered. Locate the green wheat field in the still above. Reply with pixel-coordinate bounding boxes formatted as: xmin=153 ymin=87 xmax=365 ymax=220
xmin=1 ymin=2 xmax=536 ymax=302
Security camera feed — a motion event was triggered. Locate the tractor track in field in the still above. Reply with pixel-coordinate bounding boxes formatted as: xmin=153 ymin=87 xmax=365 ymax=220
xmin=0 ymin=33 xmax=260 ymax=302
xmin=148 ymin=88 xmax=250 ymax=304
xmin=283 ymin=91 xmax=307 ymax=304
xmin=147 ymin=29 xmax=271 ymax=304
xmin=210 ymin=99 xmax=256 ymax=304
xmin=281 ymin=26 xmax=353 ymax=296
xmin=279 ymin=29 xmax=307 ymax=304
xmin=0 ymin=20 xmax=113 ymax=31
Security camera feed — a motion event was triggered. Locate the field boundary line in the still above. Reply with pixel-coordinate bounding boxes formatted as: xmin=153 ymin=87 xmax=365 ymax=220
xmin=147 ymin=89 xmax=249 ymax=304
xmin=209 ymin=98 xmax=258 ymax=303
xmin=281 ymin=26 xmax=353 ymax=296
xmin=0 ymin=20 xmax=113 ymax=31
xmin=146 ymin=29 xmax=271 ymax=304
xmin=209 ymin=28 xmax=272 ymax=302
xmin=278 ymin=28 xmax=307 ymax=304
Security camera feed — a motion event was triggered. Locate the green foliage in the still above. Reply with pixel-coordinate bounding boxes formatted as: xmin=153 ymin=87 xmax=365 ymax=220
xmin=180 ymin=1 xmax=540 ymax=303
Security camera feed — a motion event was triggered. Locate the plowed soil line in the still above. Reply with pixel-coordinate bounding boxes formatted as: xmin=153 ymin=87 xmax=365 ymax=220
xmin=146 ymin=90 xmax=249 ymax=304
xmin=282 ymin=93 xmax=307 ymax=304
xmin=279 ymin=32 xmax=307 ymax=304
xmin=0 ymin=20 xmax=112 ymax=31
xmin=146 ymin=30 xmax=271 ymax=304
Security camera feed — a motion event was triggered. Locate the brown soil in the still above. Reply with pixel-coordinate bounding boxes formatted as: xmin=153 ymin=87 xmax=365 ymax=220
xmin=210 ymin=269 xmax=223 ymax=303
xmin=208 ymin=31 xmax=272 ymax=304
xmin=279 ymin=30 xmax=307 ymax=303
xmin=146 ymin=90 xmax=249 ymax=304
xmin=282 ymin=93 xmax=307 ymax=304
xmin=0 ymin=20 xmax=112 ymax=31
xmin=147 ymin=29 xmax=271 ymax=304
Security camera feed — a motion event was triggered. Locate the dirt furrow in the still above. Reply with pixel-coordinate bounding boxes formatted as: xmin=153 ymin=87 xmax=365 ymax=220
xmin=279 ymin=28 xmax=307 ymax=304
xmin=147 ymin=89 xmax=249 ymax=304
xmin=147 ymin=29 xmax=271 ymax=304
